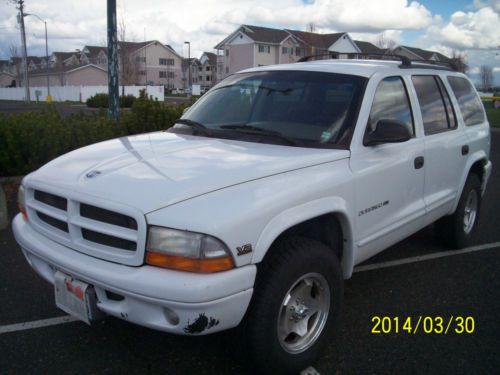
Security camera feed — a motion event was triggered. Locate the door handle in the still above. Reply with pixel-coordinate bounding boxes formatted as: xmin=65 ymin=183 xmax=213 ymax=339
xmin=462 ymin=145 xmax=469 ymax=155
xmin=414 ymin=156 xmax=424 ymax=169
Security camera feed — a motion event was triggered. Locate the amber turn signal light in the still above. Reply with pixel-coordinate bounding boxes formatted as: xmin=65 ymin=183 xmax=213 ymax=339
xmin=145 ymin=251 xmax=234 ymax=273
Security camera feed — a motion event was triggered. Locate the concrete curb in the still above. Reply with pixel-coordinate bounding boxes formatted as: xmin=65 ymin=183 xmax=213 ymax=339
xmin=0 ymin=184 xmax=7 ymax=230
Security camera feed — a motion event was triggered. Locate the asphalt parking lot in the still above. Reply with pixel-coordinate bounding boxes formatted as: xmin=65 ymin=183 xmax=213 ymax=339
xmin=0 ymin=132 xmax=499 ymax=374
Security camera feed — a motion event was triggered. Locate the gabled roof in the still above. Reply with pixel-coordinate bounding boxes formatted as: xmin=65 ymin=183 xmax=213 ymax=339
xmin=394 ymin=45 xmax=450 ymax=62
xmin=201 ymin=52 xmax=217 ymax=66
xmin=28 ymin=63 xmax=106 ymax=76
xmin=82 ymin=45 xmax=107 ymax=58
xmin=52 ymin=52 xmax=76 ymax=61
xmin=240 ymin=25 xmax=291 ymax=44
xmin=286 ymin=30 xmax=345 ymax=50
xmin=353 ymin=41 xmax=382 ymax=54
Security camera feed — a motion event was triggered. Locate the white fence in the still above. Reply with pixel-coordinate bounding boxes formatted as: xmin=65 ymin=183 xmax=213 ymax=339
xmin=0 ymin=85 xmax=165 ymax=102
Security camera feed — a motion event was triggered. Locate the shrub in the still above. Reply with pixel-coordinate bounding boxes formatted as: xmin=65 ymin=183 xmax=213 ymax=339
xmin=0 ymin=95 xmax=186 ymax=177
xmin=86 ymin=93 xmax=109 ymax=108
xmin=86 ymin=93 xmax=137 ymax=108
xmin=119 ymin=94 xmax=136 ymax=108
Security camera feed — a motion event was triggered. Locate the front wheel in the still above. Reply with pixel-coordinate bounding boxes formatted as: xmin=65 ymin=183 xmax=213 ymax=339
xmin=435 ymin=174 xmax=481 ymax=249
xmin=246 ymin=236 xmax=343 ymax=374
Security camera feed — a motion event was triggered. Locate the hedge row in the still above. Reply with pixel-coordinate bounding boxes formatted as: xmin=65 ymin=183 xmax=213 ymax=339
xmin=0 ymin=93 xmax=187 ymax=176
xmin=86 ymin=93 xmax=137 ymax=108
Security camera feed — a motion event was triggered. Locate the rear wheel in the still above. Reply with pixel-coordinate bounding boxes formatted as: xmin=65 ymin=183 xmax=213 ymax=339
xmin=246 ymin=236 xmax=343 ymax=374
xmin=435 ymin=174 xmax=481 ymax=249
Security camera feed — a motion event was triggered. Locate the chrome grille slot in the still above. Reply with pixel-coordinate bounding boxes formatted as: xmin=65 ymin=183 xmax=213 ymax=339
xmin=34 ymin=190 xmax=67 ymax=211
xmin=81 ymin=228 xmax=136 ymax=251
xmin=36 ymin=211 xmax=69 ymax=232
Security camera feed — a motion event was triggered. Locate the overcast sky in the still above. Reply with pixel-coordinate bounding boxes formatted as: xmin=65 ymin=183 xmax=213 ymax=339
xmin=0 ymin=0 xmax=499 ymax=81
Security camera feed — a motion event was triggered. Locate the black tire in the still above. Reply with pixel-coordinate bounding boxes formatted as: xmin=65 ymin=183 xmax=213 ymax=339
xmin=246 ymin=236 xmax=343 ymax=374
xmin=435 ymin=174 xmax=481 ymax=249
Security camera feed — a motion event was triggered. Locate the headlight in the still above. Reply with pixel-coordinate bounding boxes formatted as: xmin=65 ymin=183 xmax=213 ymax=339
xmin=146 ymin=226 xmax=234 ymax=273
xmin=18 ymin=185 xmax=27 ymax=220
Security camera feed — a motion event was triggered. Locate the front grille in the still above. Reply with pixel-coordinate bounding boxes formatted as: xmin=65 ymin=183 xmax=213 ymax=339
xmin=80 ymin=203 xmax=137 ymax=230
xmin=26 ymin=188 xmax=145 ymax=265
xmin=37 ymin=211 xmax=69 ymax=232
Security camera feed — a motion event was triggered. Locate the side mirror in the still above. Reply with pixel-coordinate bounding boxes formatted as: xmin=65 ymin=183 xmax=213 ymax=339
xmin=364 ymin=120 xmax=412 ymax=146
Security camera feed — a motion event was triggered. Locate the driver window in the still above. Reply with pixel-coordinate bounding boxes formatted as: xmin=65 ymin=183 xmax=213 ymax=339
xmin=364 ymin=76 xmax=414 ymax=141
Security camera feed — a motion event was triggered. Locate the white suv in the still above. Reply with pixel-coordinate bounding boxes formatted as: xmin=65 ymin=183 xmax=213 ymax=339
xmin=13 ymin=59 xmax=491 ymax=373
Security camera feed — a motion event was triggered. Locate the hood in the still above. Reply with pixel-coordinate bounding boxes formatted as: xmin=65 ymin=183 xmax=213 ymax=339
xmin=28 ymin=132 xmax=349 ymax=213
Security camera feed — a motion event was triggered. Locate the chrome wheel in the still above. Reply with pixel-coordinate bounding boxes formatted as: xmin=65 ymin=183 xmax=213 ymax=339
xmin=277 ymin=272 xmax=330 ymax=354
xmin=463 ymin=189 xmax=478 ymax=234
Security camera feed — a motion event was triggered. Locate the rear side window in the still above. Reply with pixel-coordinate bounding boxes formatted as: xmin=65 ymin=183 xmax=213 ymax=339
xmin=365 ymin=76 xmax=414 ymax=138
xmin=447 ymin=76 xmax=485 ymax=126
xmin=412 ymin=75 xmax=457 ymax=135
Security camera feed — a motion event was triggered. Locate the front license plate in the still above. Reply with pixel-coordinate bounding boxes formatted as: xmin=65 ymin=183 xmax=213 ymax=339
xmin=54 ymin=271 xmax=98 ymax=325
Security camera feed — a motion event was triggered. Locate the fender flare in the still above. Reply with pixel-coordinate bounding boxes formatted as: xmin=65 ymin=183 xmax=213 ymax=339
xmin=252 ymin=197 xmax=356 ymax=279
xmin=451 ymin=150 xmax=488 ymax=213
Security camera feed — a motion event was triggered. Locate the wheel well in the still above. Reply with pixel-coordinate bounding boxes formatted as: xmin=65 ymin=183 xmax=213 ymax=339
xmin=270 ymin=213 xmax=344 ymax=261
xmin=469 ymin=159 xmax=486 ymax=183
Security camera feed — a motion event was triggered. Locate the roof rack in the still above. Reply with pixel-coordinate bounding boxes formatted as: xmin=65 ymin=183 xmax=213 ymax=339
xmin=297 ymin=52 xmax=458 ymax=71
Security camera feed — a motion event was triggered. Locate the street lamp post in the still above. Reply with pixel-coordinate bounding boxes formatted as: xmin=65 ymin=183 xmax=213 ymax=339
xmin=25 ymin=13 xmax=50 ymax=102
xmin=184 ymin=41 xmax=190 ymax=95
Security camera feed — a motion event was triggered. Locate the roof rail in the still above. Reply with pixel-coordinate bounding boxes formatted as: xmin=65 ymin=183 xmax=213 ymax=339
xmin=297 ymin=52 xmax=458 ymax=71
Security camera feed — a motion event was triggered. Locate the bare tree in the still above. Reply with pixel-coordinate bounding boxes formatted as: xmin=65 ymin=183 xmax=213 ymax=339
xmin=8 ymin=44 xmax=21 ymax=86
xmin=480 ymin=65 xmax=493 ymax=91
xmin=118 ymin=15 xmax=139 ymax=86
xmin=450 ymin=50 xmax=468 ymax=73
xmin=375 ymin=33 xmax=396 ymax=51
xmin=307 ymin=23 xmax=315 ymax=33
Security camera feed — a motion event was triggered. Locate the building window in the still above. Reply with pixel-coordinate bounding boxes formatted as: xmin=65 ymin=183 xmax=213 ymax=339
xmin=206 ymin=76 xmax=211 ymax=81
xmin=225 ymin=66 xmax=229 ymax=73
xmin=167 ymin=71 xmax=174 ymax=78
xmin=159 ymin=58 xmax=167 ymax=65
xmin=159 ymin=71 xmax=167 ymax=78
xmin=199 ymin=67 xmax=202 ymax=72
xmin=136 ymin=56 xmax=146 ymax=62
xmin=206 ymin=66 xmax=210 ymax=71
xmin=226 ymin=49 xmax=229 ymax=56
xmin=282 ymin=47 xmax=291 ymax=55
xmin=138 ymin=70 xmax=146 ymax=76
xmin=295 ymin=48 xmax=304 ymax=57
xmin=258 ymin=44 xmax=271 ymax=53
xmin=167 ymin=59 xmax=174 ymax=66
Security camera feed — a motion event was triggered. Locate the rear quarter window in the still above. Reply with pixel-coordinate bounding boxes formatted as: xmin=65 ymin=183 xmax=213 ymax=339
xmin=447 ymin=76 xmax=485 ymax=126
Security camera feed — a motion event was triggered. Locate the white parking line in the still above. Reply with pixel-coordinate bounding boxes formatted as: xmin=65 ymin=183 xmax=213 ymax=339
xmin=354 ymin=241 xmax=500 ymax=273
xmin=1 ymin=241 xmax=499 ymax=335
xmin=0 ymin=315 xmax=79 ymax=335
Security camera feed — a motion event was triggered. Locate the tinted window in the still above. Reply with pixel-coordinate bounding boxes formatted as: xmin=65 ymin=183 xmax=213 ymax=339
xmin=365 ymin=76 xmax=414 ymax=140
xmin=180 ymin=71 xmax=367 ymax=148
xmin=412 ymin=75 xmax=455 ymax=135
xmin=447 ymin=76 xmax=485 ymax=126
xmin=436 ymin=77 xmax=457 ymax=129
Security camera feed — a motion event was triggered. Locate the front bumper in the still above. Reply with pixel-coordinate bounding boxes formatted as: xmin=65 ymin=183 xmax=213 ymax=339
xmin=13 ymin=214 xmax=256 ymax=335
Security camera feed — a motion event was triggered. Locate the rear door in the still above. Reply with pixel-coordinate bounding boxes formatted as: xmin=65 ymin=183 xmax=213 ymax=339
xmin=410 ymin=75 xmax=469 ymax=221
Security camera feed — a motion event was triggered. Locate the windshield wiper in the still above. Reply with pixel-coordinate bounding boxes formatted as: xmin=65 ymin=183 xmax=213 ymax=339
xmin=220 ymin=124 xmax=301 ymax=147
xmin=173 ymin=119 xmax=212 ymax=136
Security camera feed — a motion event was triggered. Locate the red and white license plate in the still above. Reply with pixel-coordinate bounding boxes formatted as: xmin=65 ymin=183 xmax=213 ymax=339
xmin=54 ymin=271 xmax=100 ymax=325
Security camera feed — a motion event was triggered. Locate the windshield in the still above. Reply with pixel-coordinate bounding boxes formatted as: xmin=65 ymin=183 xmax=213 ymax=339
xmin=174 ymin=70 xmax=367 ymax=149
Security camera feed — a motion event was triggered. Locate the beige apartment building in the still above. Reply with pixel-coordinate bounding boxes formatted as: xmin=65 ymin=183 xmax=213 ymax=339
xmin=214 ymin=25 xmax=373 ymax=81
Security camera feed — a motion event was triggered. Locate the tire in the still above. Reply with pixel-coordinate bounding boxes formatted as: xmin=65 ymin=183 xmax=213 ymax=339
xmin=246 ymin=236 xmax=343 ymax=374
xmin=435 ymin=174 xmax=481 ymax=249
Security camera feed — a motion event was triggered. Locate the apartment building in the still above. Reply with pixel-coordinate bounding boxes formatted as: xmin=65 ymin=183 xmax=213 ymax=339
xmin=214 ymin=25 xmax=369 ymax=81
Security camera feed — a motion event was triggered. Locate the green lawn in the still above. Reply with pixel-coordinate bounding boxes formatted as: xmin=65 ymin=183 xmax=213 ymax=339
xmin=483 ymin=101 xmax=500 ymax=128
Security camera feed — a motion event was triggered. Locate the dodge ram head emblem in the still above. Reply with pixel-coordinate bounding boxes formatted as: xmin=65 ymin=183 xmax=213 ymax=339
xmin=86 ymin=170 xmax=101 ymax=178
